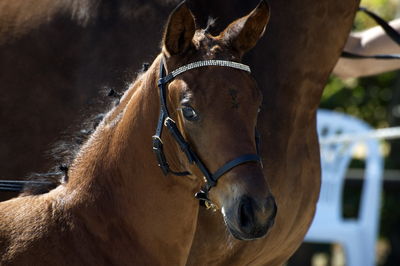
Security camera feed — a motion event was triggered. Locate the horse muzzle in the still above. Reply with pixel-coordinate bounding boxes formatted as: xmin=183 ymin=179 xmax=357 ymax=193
xmin=223 ymin=195 xmax=277 ymax=240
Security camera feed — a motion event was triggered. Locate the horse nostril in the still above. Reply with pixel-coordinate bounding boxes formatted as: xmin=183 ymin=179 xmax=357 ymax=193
xmin=265 ymin=196 xmax=277 ymax=225
xmin=228 ymin=195 xmax=276 ymax=240
xmin=238 ymin=196 xmax=255 ymax=231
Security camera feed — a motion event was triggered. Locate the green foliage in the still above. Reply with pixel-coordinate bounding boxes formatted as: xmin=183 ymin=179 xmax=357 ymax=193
xmin=321 ymin=72 xmax=397 ymax=128
xmin=354 ymin=0 xmax=398 ymax=30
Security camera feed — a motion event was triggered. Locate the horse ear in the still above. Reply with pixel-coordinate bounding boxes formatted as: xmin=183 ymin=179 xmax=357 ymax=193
xmin=163 ymin=1 xmax=195 ymax=57
xmin=222 ymin=0 xmax=270 ymax=54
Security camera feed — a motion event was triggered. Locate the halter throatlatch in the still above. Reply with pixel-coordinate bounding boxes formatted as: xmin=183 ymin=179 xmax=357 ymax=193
xmin=152 ymin=57 xmax=262 ymax=205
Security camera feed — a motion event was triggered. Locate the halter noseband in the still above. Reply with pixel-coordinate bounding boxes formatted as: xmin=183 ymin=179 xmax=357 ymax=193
xmin=152 ymin=57 xmax=262 ymax=205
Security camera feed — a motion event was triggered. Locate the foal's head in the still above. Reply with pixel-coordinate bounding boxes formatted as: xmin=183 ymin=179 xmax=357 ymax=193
xmin=160 ymin=0 xmax=276 ymax=240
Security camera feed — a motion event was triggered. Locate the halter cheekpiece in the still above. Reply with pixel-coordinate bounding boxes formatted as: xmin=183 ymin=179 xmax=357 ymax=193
xmin=152 ymin=57 xmax=262 ymax=206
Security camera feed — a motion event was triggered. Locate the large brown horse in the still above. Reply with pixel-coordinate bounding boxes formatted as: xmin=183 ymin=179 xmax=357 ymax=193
xmin=0 ymin=2 xmax=276 ymax=264
xmin=0 ymin=0 xmax=360 ymax=265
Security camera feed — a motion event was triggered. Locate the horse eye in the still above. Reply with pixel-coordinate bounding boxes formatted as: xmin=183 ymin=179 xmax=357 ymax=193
xmin=181 ymin=106 xmax=199 ymax=121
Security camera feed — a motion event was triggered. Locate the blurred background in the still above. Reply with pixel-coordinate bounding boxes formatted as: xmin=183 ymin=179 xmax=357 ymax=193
xmin=289 ymin=0 xmax=400 ymax=265
xmin=0 ymin=1 xmax=397 ymax=264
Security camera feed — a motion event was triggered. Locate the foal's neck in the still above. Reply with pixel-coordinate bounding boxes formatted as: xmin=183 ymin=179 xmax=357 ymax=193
xmin=61 ymin=55 xmax=200 ymax=263
xmin=66 ymin=56 xmax=160 ymax=189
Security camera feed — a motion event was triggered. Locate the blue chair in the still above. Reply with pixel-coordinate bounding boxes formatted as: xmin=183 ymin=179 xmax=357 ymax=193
xmin=304 ymin=109 xmax=384 ymax=266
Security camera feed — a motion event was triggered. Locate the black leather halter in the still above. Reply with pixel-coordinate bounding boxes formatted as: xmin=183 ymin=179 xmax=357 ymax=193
xmin=152 ymin=58 xmax=262 ymax=204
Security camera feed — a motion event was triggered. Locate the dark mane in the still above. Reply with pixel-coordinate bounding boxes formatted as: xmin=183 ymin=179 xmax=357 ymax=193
xmin=22 ymin=67 xmax=149 ymax=195
xmin=22 ymin=98 xmax=114 ymax=194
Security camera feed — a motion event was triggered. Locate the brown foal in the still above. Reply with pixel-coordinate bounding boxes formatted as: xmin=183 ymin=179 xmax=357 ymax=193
xmin=0 ymin=1 xmax=276 ymax=265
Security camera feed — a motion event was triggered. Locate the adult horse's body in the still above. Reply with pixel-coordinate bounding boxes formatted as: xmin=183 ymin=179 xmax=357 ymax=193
xmin=0 ymin=0 xmax=360 ymax=265
xmin=0 ymin=2 xmax=276 ymax=264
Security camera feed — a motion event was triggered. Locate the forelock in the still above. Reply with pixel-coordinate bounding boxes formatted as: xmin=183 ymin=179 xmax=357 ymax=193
xmin=192 ymin=31 xmax=237 ymax=60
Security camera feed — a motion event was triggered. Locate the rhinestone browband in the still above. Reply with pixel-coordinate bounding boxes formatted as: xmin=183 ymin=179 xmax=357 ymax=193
xmin=169 ymin=60 xmax=251 ymax=78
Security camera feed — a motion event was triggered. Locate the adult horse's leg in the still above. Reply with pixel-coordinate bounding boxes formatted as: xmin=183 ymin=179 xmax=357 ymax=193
xmin=187 ymin=0 xmax=360 ymax=265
